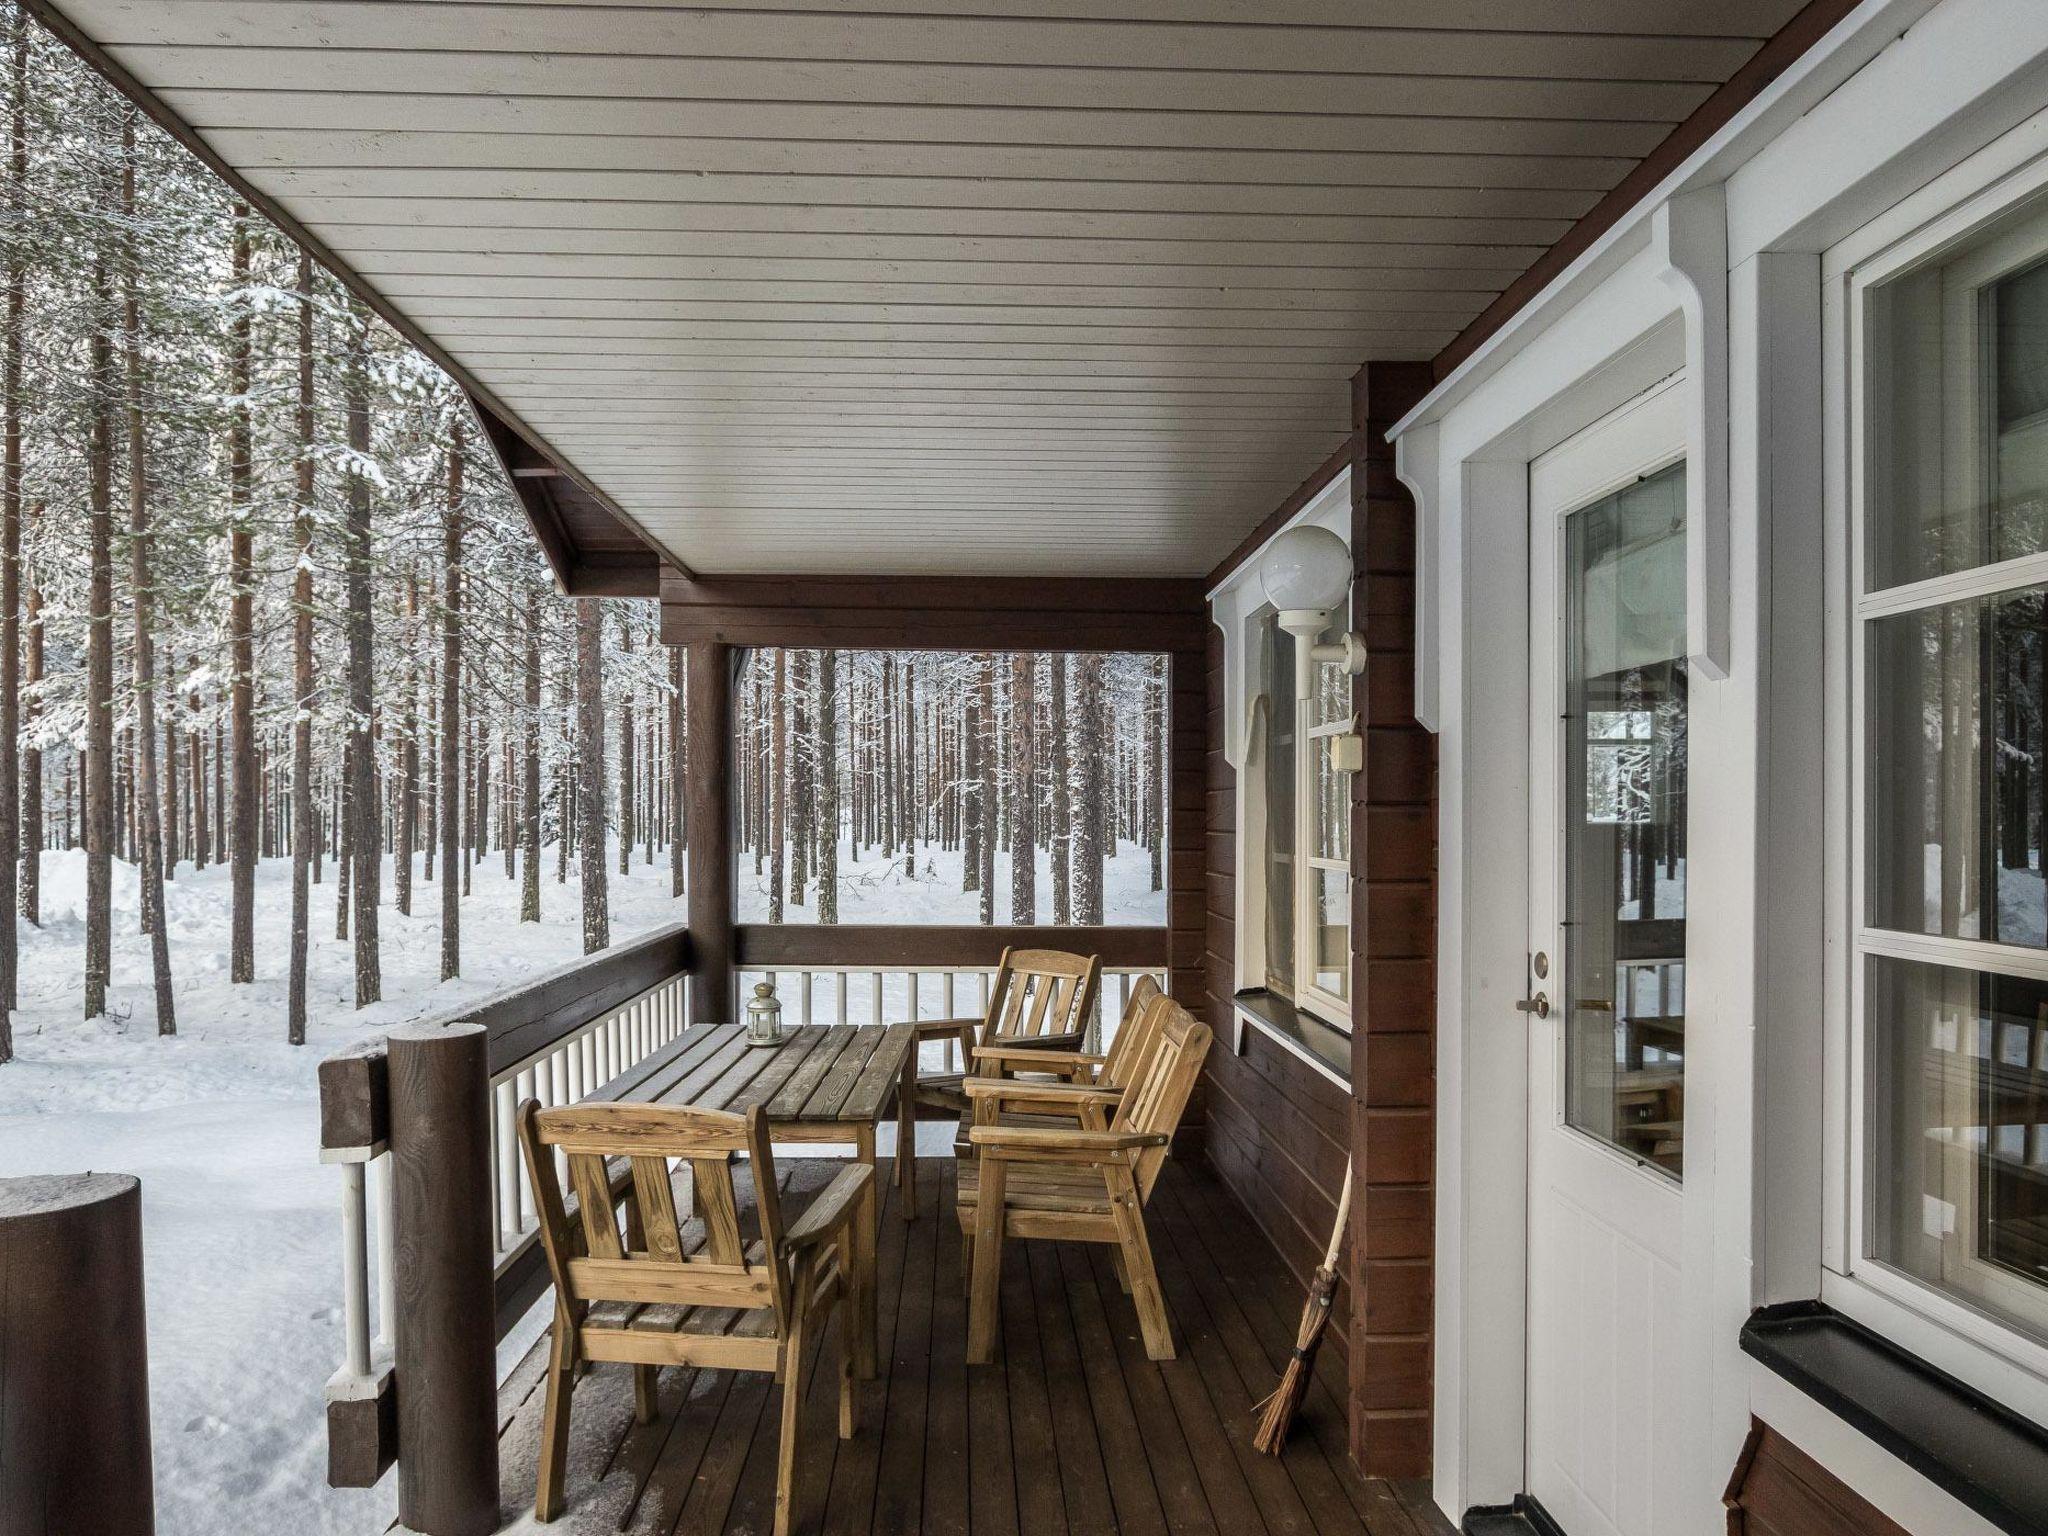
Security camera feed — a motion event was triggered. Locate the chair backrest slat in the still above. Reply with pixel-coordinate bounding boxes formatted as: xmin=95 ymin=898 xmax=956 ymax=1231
xmin=974 ymin=947 xmax=1101 ymax=1069
xmin=1110 ymin=1001 xmax=1213 ymax=1198
xmin=1100 ymin=977 xmax=1167 ymax=1091
xmin=517 ymin=1099 xmax=791 ymax=1328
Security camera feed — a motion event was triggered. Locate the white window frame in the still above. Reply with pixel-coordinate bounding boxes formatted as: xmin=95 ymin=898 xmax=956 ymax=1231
xmin=1827 ymin=149 xmax=2048 ymax=1420
xmin=1210 ymin=469 xmax=1354 ymax=1033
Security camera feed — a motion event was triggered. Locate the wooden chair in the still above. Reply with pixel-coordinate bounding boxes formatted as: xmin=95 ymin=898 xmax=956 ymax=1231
xmin=949 ymin=975 xmax=1168 ymax=1155
xmin=516 ymin=1099 xmax=868 ymax=1535
xmin=895 ymin=946 xmax=1100 ymax=1175
xmin=955 ymin=999 xmax=1212 ymax=1363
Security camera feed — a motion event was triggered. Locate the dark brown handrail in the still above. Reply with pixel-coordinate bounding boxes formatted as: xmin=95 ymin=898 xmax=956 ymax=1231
xmin=733 ymin=923 xmax=1168 ymax=970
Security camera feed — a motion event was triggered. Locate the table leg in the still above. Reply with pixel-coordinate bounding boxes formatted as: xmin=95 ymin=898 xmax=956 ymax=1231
xmin=853 ymin=1123 xmax=879 ymax=1379
xmin=898 ymin=1038 xmax=918 ymax=1221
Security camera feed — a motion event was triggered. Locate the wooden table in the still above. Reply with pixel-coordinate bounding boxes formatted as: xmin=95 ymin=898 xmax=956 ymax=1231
xmin=580 ymin=1020 xmax=918 ymax=1377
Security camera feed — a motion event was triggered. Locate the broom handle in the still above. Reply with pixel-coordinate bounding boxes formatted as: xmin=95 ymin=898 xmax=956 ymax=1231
xmin=1320 ymin=1162 xmax=1353 ymax=1273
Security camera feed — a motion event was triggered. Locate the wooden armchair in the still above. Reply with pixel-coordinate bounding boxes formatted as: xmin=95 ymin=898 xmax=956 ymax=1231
xmin=950 ymin=975 xmax=1167 ymax=1154
xmin=517 ymin=1100 xmax=867 ymax=1536
xmin=955 ymin=999 xmax=1212 ymax=1363
xmin=895 ymin=946 xmax=1099 ymax=1183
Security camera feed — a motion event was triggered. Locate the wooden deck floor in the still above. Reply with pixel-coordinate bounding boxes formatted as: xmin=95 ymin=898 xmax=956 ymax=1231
xmin=488 ymin=1155 xmax=1454 ymax=1536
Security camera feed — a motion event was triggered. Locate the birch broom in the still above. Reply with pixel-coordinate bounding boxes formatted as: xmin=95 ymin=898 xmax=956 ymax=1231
xmin=1252 ymin=1161 xmax=1352 ymax=1454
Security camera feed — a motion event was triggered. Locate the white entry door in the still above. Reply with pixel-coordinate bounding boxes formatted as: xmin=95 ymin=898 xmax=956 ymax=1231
xmin=1523 ymin=379 xmax=1689 ymax=1536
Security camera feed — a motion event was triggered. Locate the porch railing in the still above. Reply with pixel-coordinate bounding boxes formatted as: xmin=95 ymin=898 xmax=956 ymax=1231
xmin=316 ymin=922 xmax=693 ymax=1489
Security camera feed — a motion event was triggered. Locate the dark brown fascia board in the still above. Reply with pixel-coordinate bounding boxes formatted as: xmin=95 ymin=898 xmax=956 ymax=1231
xmin=16 ymin=0 xmax=687 ymax=586
xmin=1430 ymin=0 xmax=1866 ymax=382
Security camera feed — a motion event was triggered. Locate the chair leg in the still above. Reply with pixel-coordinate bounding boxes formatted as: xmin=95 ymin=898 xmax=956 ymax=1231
xmin=1107 ymin=1168 xmax=1174 ymax=1361
xmin=1110 ymin=1243 xmax=1132 ymax=1295
xmin=960 ymin=1227 xmax=974 ymax=1294
xmin=774 ymin=1265 xmax=814 ymax=1536
xmin=633 ymin=1365 xmax=658 ymax=1424
xmin=966 ymin=1164 xmax=1006 ymax=1365
xmin=836 ymin=1293 xmax=858 ymax=1441
xmin=535 ymin=1323 xmax=577 ymax=1522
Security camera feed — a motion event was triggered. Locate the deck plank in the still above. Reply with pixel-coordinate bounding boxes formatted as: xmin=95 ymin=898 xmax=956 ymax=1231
xmin=490 ymin=1157 xmax=1455 ymax=1536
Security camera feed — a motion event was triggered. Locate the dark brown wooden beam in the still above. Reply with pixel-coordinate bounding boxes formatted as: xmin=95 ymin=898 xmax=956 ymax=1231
xmin=0 ymin=1175 xmax=154 ymax=1536
xmin=686 ymin=641 xmax=735 ymax=1022
xmin=388 ymin=1023 xmax=498 ymax=1536
xmin=734 ymin=923 xmax=1170 ymax=971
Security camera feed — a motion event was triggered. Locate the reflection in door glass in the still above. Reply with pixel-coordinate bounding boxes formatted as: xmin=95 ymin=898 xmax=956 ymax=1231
xmin=1563 ymin=463 xmax=1688 ymax=1177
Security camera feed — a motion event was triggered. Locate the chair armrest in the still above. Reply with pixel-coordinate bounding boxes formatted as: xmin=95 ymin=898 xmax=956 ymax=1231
xmin=968 ymin=1125 xmax=1168 ymax=1156
xmin=985 ymin=1028 xmax=1088 ymax=1054
xmin=781 ymin=1164 xmax=874 ymax=1252
xmin=970 ymin=1046 xmax=1106 ymax=1070
xmin=913 ymin=1017 xmax=983 ymax=1040
xmin=962 ymin=1078 xmax=1122 ymax=1106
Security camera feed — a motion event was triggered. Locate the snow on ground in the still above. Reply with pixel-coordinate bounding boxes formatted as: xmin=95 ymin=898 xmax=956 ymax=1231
xmin=737 ymin=836 xmax=1167 ymax=925
xmin=0 ymin=844 xmax=686 ymax=1536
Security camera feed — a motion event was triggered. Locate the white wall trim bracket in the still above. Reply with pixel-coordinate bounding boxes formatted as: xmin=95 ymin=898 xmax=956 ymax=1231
xmin=1653 ymin=183 xmax=1734 ymax=681
xmin=1396 ymin=421 xmax=1442 ymax=733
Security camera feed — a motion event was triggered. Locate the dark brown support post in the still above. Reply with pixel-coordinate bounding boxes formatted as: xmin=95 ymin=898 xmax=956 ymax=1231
xmin=0 ymin=1174 xmax=154 ymax=1536
xmin=685 ymin=639 xmax=733 ymax=1022
xmin=388 ymin=1022 xmax=498 ymax=1536
xmin=1347 ymin=361 xmax=1437 ymax=1479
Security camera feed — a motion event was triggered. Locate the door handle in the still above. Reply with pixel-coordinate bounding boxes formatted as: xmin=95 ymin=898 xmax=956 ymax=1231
xmin=1515 ymin=992 xmax=1551 ymax=1019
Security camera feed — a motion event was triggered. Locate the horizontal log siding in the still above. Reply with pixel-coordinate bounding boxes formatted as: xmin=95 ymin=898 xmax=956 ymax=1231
xmin=1198 ymin=625 xmax=1355 ymax=1358
xmin=1349 ymin=362 xmax=1437 ymax=1478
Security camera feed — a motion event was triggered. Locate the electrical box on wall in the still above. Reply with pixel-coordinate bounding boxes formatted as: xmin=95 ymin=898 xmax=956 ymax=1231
xmin=1329 ymin=733 xmax=1363 ymax=774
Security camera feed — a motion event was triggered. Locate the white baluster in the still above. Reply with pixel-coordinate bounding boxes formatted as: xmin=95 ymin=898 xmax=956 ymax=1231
xmin=339 ymin=1163 xmax=371 ymax=1381
xmin=943 ymin=973 xmax=957 ymax=1072
xmin=495 ymin=1080 xmax=517 ymax=1247
xmin=800 ymin=970 xmax=814 ymax=1026
xmin=373 ymin=1153 xmax=397 ymax=1351
xmin=836 ymin=972 xmax=849 ymax=1026
xmin=871 ymin=972 xmax=884 ymax=1027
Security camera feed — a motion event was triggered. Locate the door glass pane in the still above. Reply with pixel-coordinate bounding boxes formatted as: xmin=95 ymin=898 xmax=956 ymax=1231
xmin=1563 ymin=463 xmax=1689 ymax=1177
xmin=1868 ymin=585 xmax=2048 ymax=948
xmin=1310 ymin=865 xmax=1349 ymax=1001
xmin=1868 ymin=954 xmax=2048 ymax=1339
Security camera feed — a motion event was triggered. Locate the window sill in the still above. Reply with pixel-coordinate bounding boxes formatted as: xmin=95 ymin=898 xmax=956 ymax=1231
xmin=1740 ymin=1301 xmax=2048 ymax=1536
xmin=1230 ymin=990 xmax=1351 ymax=1090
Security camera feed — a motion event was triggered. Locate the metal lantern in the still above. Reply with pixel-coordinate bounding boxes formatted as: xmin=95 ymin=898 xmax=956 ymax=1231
xmin=745 ymin=979 xmax=785 ymax=1048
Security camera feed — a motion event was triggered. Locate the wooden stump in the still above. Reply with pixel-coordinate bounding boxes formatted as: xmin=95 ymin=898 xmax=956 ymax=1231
xmin=0 ymin=1173 xmax=155 ymax=1536
xmin=388 ymin=1021 xmax=500 ymax=1536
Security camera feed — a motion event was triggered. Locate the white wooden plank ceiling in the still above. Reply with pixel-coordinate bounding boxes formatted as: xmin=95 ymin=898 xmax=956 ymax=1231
xmin=47 ymin=0 xmax=1810 ymax=575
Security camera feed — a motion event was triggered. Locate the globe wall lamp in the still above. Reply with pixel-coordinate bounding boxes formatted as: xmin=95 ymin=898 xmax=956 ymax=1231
xmin=1259 ymin=523 xmax=1367 ymax=703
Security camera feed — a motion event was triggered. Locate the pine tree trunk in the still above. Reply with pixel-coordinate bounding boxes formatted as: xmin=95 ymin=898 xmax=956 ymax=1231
xmin=162 ymin=676 xmax=178 ymax=879
xmin=396 ymin=577 xmax=417 ymax=917
xmin=122 ymin=114 xmax=174 ymax=1034
xmin=976 ymin=656 xmax=995 ymax=922
xmin=962 ymin=664 xmax=980 ymax=897
xmin=618 ymin=619 xmax=634 ymax=877
xmin=521 ymin=581 xmax=542 ymax=922
xmin=576 ymin=599 xmax=610 ymax=952
xmin=1009 ymin=654 xmax=1036 ymax=923
xmin=439 ymin=421 xmax=462 ymax=980
xmin=287 ymin=249 xmax=316 ymax=1045
xmin=788 ymin=649 xmax=809 ymax=906
xmin=20 ymin=498 xmax=39 ymax=928
xmin=668 ymin=646 xmax=685 ymax=899
xmin=188 ymin=666 xmax=206 ymax=873
xmin=344 ymin=300 xmax=380 ymax=1007
xmin=1074 ymin=654 xmax=1105 ymax=925
xmin=769 ymin=647 xmax=786 ymax=922
xmin=82 ymin=153 xmax=115 ymax=1020
xmin=817 ymin=648 xmax=839 ymax=924
xmin=1148 ymin=660 xmax=1164 ymax=893
xmin=0 ymin=12 xmax=23 ymax=1049
xmin=1049 ymin=653 xmax=1070 ymax=926
xmin=903 ymin=660 xmax=917 ymax=876
xmin=227 ymin=208 xmax=256 ymax=984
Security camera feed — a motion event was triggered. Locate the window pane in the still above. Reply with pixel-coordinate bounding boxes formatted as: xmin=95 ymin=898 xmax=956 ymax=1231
xmin=1867 ymin=586 xmax=2047 ymax=948
xmin=1869 ymin=243 xmax=2048 ymax=589
xmin=1564 ymin=463 xmax=1688 ymax=1177
xmin=1262 ymin=614 xmax=1296 ymax=995
xmin=1313 ymin=591 xmax=1353 ymax=728
xmin=1311 ymin=865 xmax=1349 ymax=1001
xmin=1313 ymin=734 xmax=1350 ymax=862
xmin=1868 ymin=954 xmax=2048 ymax=1339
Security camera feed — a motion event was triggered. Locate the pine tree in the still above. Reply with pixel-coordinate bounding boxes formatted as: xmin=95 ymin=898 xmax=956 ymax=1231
xmin=228 ymin=206 xmax=256 ymax=984
xmin=287 ymin=249 xmax=315 ymax=1046
xmin=817 ymin=647 xmax=839 ymax=924
xmin=1009 ymin=653 xmax=1036 ymax=923
xmin=439 ymin=416 xmax=462 ymax=980
xmin=1073 ymin=653 xmax=1105 ymax=925
xmin=344 ymin=298 xmax=379 ymax=1007
xmin=82 ymin=124 xmax=114 ymax=1019
xmin=576 ymin=598 xmax=609 ymax=953
xmin=0 ymin=6 xmax=24 ymax=1052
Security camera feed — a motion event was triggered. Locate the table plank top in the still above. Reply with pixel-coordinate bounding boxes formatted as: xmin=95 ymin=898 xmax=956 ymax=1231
xmin=585 ymin=1022 xmax=915 ymax=1125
